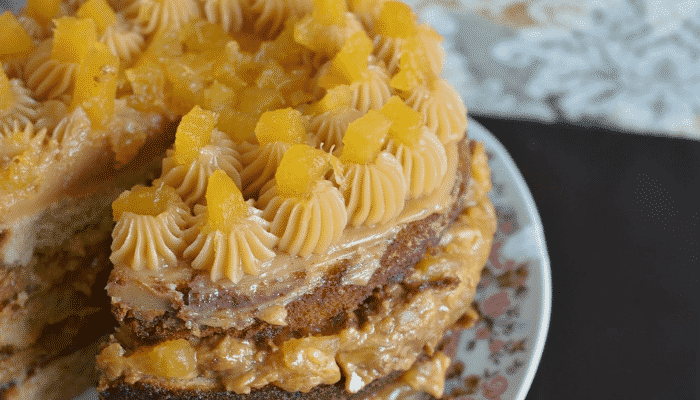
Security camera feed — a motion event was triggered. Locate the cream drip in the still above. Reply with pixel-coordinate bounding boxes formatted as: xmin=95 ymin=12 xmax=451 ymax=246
xmin=350 ymin=65 xmax=392 ymax=114
xmin=405 ymin=79 xmax=467 ymax=145
xmin=0 ymin=121 xmax=47 ymax=163
xmin=183 ymin=203 xmax=278 ymax=283
xmin=137 ymin=0 xmax=200 ymax=34
xmin=308 ymin=108 xmax=362 ymax=154
xmin=340 ymin=151 xmax=406 ymax=227
xmin=24 ymin=39 xmax=78 ymax=101
xmin=161 ymin=129 xmax=243 ymax=207
xmin=101 ymin=15 xmax=145 ymax=66
xmin=111 ymin=197 xmax=192 ymax=271
xmin=204 ymin=0 xmax=246 ymax=33
xmin=258 ymin=179 xmax=347 ymax=257
xmin=385 ymin=128 xmax=447 ymax=200
xmin=240 ymin=141 xmax=289 ymax=199
xmin=0 ymin=78 xmax=39 ymax=130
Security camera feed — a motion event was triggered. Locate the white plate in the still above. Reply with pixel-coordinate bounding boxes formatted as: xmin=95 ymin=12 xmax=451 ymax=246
xmin=76 ymin=120 xmax=552 ymax=400
xmin=444 ymin=119 xmax=552 ymax=400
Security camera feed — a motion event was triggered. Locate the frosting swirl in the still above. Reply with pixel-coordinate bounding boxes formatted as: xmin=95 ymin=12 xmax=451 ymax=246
xmin=204 ymin=0 xmax=246 ymax=33
xmin=404 ymin=79 xmax=467 ymax=145
xmin=51 ymin=106 xmax=91 ymax=146
xmin=24 ymin=39 xmax=78 ymax=101
xmin=137 ymin=0 xmax=200 ymax=34
xmin=161 ymin=129 xmax=243 ymax=207
xmin=350 ymin=65 xmax=392 ymax=114
xmin=35 ymin=100 xmax=69 ymax=133
xmin=250 ymin=0 xmax=312 ymax=36
xmin=308 ymin=108 xmax=362 ymax=154
xmin=340 ymin=151 xmax=406 ymax=227
xmin=101 ymin=15 xmax=144 ymax=66
xmin=0 ymin=77 xmax=39 ymax=130
xmin=183 ymin=203 xmax=278 ymax=283
xmin=240 ymin=141 xmax=289 ymax=198
xmin=0 ymin=121 xmax=47 ymax=162
xmin=385 ymin=128 xmax=447 ymax=199
xmin=258 ymin=179 xmax=347 ymax=257
xmin=111 ymin=187 xmax=192 ymax=271
xmin=372 ymin=35 xmax=402 ymax=75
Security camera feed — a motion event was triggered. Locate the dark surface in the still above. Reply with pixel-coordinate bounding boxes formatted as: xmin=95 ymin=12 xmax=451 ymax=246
xmin=471 ymin=115 xmax=700 ymax=400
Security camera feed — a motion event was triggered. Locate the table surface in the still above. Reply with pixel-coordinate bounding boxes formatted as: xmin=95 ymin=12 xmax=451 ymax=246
xmin=470 ymin=115 xmax=699 ymax=399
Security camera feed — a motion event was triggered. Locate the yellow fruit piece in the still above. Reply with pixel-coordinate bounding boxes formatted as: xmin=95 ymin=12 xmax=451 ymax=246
xmin=237 ymin=87 xmax=284 ymax=115
xmin=202 ymin=80 xmax=237 ymax=113
xmin=380 ymin=96 xmax=422 ymax=146
xmin=51 ymin=17 xmax=98 ymax=64
xmin=254 ymin=108 xmax=306 ymax=147
xmin=76 ymin=0 xmax=116 ymax=34
xmin=0 ymin=12 xmax=34 ymax=59
xmin=276 ymin=144 xmax=339 ymax=198
xmin=164 ymin=53 xmax=216 ymax=115
xmin=312 ymin=0 xmax=348 ymax=26
xmin=318 ymin=31 xmax=372 ymax=89
xmin=180 ymin=20 xmax=232 ymax=53
xmin=216 ymin=109 xmax=258 ymax=142
xmin=112 ymin=183 xmax=179 ymax=220
xmin=128 ymin=339 xmax=197 ymax=379
xmin=24 ymin=0 xmax=61 ymax=26
xmin=137 ymin=27 xmax=183 ymax=66
xmin=375 ymin=1 xmax=417 ymax=38
xmin=174 ymin=106 xmax=218 ymax=165
xmin=206 ymin=170 xmax=248 ymax=231
xmin=0 ymin=68 xmax=13 ymax=112
xmin=306 ymin=85 xmax=352 ymax=115
xmin=71 ymin=42 xmax=119 ymax=129
xmin=340 ymin=109 xmax=391 ymax=164
xmin=390 ymin=36 xmax=431 ymax=93
xmin=348 ymin=0 xmax=383 ymax=15
xmin=125 ymin=60 xmax=167 ymax=113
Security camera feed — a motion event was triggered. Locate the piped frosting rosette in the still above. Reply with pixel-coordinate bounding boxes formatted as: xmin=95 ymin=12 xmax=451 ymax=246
xmin=111 ymin=182 xmax=192 ymax=271
xmin=316 ymin=30 xmax=392 ymax=114
xmin=0 ymin=121 xmax=47 ymax=162
xmin=380 ymin=96 xmax=447 ymax=199
xmin=23 ymin=37 xmax=78 ymax=101
xmin=136 ymin=0 xmax=200 ymax=34
xmin=161 ymin=106 xmax=243 ymax=207
xmin=0 ymin=66 xmax=39 ymax=130
xmin=183 ymin=170 xmax=278 ymax=283
xmin=240 ymin=108 xmax=309 ymax=198
xmin=337 ymin=109 xmax=407 ymax=227
xmin=257 ymin=144 xmax=347 ymax=257
xmin=308 ymin=107 xmax=362 ymax=154
xmin=203 ymin=0 xmax=247 ymax=33
xmin=250 ymin=0 xmax=313 ymax=36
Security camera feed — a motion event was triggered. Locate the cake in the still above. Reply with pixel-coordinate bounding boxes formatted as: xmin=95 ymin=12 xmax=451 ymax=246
xmin=0 ymin=0 xmax=496 ymax=398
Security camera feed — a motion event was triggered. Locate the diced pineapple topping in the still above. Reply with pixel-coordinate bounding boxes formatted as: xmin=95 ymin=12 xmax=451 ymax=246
xmin=112 ymin=183 xmax=180 ymax=220
xmin=375 ymin=1 xmax=417 ymax=38
xmin=348 ymin=0 xmax=383 ymax=15
xmin=276 ymin=144 xmax=340 ymax=198
xmin=306 ymin=85 xmax=353 ymax=115
xmin=390 ymin=36 xmax=431 ymax=92
xmin=128 ymin=339 xmax=197 ymax=379
xmin=318 ymin=31 xmax=372 ymax=89
xmin=51 ymin=17 xmax=98 ymax=64
xmin=125 ymin=60 xmax=167 ymax=113
xmin=71 ymin=42 xmax=119 ymax=128
xmin=254 ymin=108 xmax=306 ymax=147
xmin=24 ymin=0 xmax=61 ymax=26
xmin=174 ymin=106 xmax=218 ymax=165
xmin=180 ymin=20 xmax=232 ymax=53
xmin=340 ymin=110 xmax=391 ymax=164
xmin=0 ymin=67 xmax=13 ymax=112
xmin=380 ymin=96 xmax=422 ymax=146
xmin=202 ymin=80 xmax=237 ymax=113
xmin=312 ymin=0 xmax=348 ymax=27
xmin=206 ymin=170 xmax=248 ymax=231
xmin=0 ymin=12 xmax=34 ymax=59
xmin=76 ymin=0 xmax=116 ymax=34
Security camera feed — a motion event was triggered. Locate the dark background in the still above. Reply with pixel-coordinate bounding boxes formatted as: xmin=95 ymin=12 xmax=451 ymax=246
xmin=470 ymin=115 xmax=699 ymax=399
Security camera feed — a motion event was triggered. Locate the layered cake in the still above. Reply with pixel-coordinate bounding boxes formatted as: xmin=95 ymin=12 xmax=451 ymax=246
xmin=0 ymin=0 xmax=496 ymax=398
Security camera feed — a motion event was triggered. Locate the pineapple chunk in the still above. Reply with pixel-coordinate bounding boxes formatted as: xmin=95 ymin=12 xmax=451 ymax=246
xmin=390 ymin=36 xmax=431 ymax=92
xmin=51 ymin=17 xmax=98 ymax=64
xmin=276 ymin=144 xmax=339 ymax=198
xmin=376 ymin=1 xmax=417 ymax=38
xmin=174 ymin=106 xmax=218 ymax=165
xmin=23 ymin=0 xmax=61 ymax=26
xmin=254 ymin=108 xmax=306 ymax=147
xmin=0 ymin=12 xmax=34 ymax=59
xmin=202 ymin=80 xmax=238 ymax=113
xmin=318 ymin=30 xmax=372 ymax=89
xmin=206 ymin=170 xmax=248 ymax=231
xmin=112 ymin=184 xmax=180 ymax=220
xmin=340 ymin=109 xmax=391 ymax=164
xmin=312 ymin=0 xmax=348 ymax=27
xmin=128 ymin=339 xmax=197 ymax=379
xmin=306 ymin=85 xmax=352 ymax=115
xmin=180 ymin=20 xmax=232 ymax=53
xmin=125 ymin=60 xmax=167 ymax=113
xmin=76 ymin=0 xmax=116 ymax=34
xmin=380 ymin=96 xmax=422 ymax=146
xmin=71 ymin=41 xmax=119 ymax=129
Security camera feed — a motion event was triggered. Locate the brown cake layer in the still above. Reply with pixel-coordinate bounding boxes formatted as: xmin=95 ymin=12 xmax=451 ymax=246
xmin=110 ymin=137 xmax=474 ymax=344
xmin=98 ymin=326 xmax=466 ymax=400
